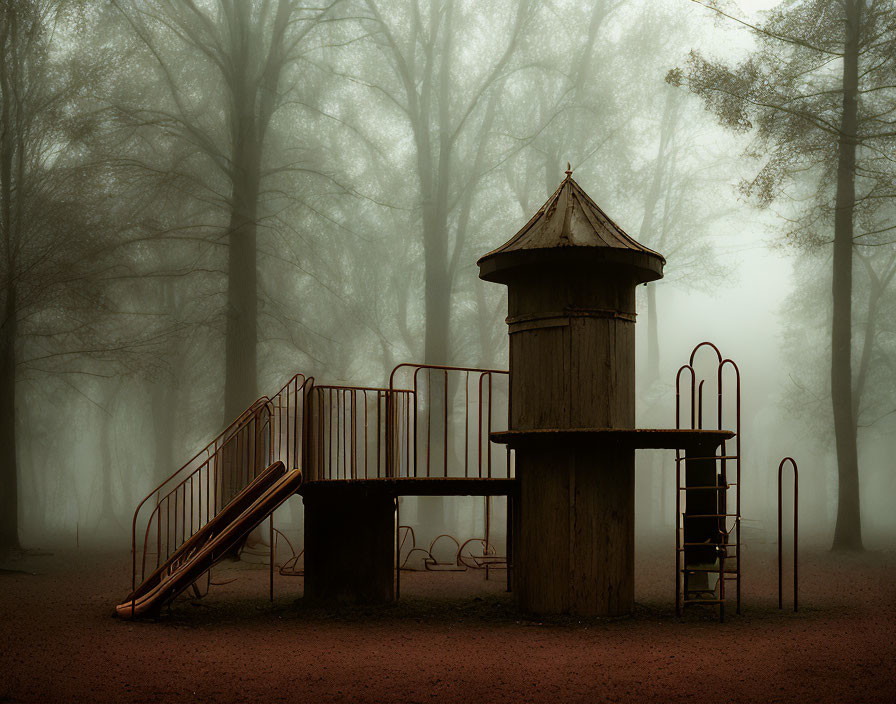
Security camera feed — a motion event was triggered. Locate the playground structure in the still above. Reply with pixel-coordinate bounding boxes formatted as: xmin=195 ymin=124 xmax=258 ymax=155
xmin=119 ymin=173 xmax=798 ymax=621
xmin=122 ymin=363 xmax=514 ymax=616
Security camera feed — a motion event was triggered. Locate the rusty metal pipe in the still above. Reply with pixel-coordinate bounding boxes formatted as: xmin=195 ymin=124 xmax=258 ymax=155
xmin=778 ymin=457 xmax=799 ymax=612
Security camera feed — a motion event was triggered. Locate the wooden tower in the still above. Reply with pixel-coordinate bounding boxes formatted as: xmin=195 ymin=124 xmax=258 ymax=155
xmin=479 ymin=171 xmax=665 ymax=616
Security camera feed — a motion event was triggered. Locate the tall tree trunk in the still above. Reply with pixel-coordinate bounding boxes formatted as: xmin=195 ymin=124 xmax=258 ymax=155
xmin=150 ymin=281 xmax=179 ymax=485
xmin=96 ymin=396 xmax=122 ymax=536
xmin=639 ymin=89 xmax=677 ymax=387
xmin=0 ymin=13 xmax=19 ymax=549
xmin=224 ymin=204 xmax=258 ymax=421
xmin=420 ymin=179 xmax=450 ymax=532
xmin=151 ymin=378 xmax=176 ymax=483
xmin=420 ymin=210 xmax=449 ymax=532
xmin=223 ymin=137 xmax=260 ymax=422
xmin=0 ymin=288 xmax=18 ymax=550
xmin=646 ymin=284 xmax=660 ymax=385
xmin=220 ymin=164 xmax=260 ymax=509
xmin=422 ymin=211 xmax=451 ymax=365
xmin=830 ymin=0 xmax=862 ymax=551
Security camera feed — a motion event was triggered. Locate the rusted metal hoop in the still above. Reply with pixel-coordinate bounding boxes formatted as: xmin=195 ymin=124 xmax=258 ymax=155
xmin=778 ymin=457 xmax=798 ymax=612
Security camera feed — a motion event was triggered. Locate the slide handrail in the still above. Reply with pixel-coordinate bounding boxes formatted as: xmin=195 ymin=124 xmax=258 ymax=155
xmin=126 ymin=461 xmax=288 ymax=615
xmin=119 ymin=463 xmax=303 ymax=619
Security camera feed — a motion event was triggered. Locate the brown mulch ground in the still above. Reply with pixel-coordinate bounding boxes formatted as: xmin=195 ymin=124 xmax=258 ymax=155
xmin=0 ymin=541 xmax=894 ymax=703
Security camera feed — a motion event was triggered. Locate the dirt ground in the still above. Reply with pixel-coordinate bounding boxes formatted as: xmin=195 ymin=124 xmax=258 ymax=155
xmin=1 ymin=541 xmax=894 ymax=703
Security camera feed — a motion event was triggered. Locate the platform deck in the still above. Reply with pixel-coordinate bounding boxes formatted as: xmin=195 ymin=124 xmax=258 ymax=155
xmin=299 ymin=477 xmax=518 ymax=497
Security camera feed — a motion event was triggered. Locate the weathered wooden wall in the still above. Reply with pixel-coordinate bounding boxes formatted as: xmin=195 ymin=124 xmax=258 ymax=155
xmin=515 ymin=444 xmax=634 ymax=615
xmin=505 ymin=266 xmax=639 ymax=616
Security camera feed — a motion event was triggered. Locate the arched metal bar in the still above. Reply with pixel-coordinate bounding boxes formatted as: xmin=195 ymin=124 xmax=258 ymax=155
xmin=674 ymin=363 xmax=696 ymax=617
xmin=688 ymin=340 xmax=723 ymax=367
xmin=719 ymin=359 xmax=741 ymax=613
xmin=778 ymin=457 xmax=799 ymax=612
xmin=675 ymin=364 xmax=697 ymax=432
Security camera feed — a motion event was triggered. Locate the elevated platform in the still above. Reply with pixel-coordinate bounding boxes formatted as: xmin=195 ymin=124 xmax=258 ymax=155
xmin=301 ymin=476 xmax=517 ymax=605
xmin=299 ymin=477 xmax=517 ymax=497
xmin=491 ymin=428 xmax=733 ymax=450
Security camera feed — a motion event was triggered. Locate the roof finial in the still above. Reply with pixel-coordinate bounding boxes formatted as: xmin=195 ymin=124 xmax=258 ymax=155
xmin=565 ymin=162 xmax=572 ymax=177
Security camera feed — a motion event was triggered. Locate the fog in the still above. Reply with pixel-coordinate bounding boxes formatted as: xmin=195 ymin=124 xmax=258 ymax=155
xmin=2 ymin=0 xmax=893 ymax=561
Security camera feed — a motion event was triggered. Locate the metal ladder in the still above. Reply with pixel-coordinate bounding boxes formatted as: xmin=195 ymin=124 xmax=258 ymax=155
xmin=675 ymin=342 xmax=742 ymax=622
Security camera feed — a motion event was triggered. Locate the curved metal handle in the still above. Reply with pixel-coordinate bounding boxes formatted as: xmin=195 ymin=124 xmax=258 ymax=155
xmin=778 ymin=457 xmax=798 ymax=612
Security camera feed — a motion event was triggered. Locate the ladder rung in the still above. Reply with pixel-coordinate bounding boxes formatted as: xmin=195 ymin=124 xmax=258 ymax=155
xmin=678 ymin=544 xmax=738 ymax=549
xmin=682 ymin=513 xmax=740 ymax=518
xmin=676 ymin=455 xmax=738 ymax=462
xmin=682 ymin=567 xmax=739 ymax=574
xmin=676 ymin=526 xmax=741 ymax=535
xmin=680 ymin=484 xmax=733 ymax=489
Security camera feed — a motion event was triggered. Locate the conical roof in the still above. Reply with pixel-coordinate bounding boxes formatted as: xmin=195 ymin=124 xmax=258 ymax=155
xmin=478 ymin=173 xmax=665 ymax=283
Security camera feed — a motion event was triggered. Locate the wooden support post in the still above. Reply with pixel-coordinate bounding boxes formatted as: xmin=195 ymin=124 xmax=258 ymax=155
xmin=681 ymin=440 xmax=726 ymax=595
xmin=302 ymin=485 xmax=395 ymax=604
xmin=515 ymin=443 xmax=634 ymax=615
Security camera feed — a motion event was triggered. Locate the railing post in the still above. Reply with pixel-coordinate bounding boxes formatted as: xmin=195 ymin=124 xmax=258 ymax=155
xmin=395 ymin=497 xmax=401 ymax=599
xmin=506 ymin=492 xmax=514 ymax=593
xmin=385 ymin=389 xmax=393 ymax=479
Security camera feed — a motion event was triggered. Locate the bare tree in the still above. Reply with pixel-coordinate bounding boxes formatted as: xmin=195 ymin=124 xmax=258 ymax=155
xmin=113 ymin=0 xmax=340 ymax=422
xmin=341 ymin=0 xmax=535 ymax=365
xmin=0 ymin=0 xmax=169 ymax=549
xmin=636 ymin=86 xmax=733 ymax=385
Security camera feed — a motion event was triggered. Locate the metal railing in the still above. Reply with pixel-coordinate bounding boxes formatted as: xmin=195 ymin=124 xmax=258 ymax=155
xmin=306 ymin=385 xmax=411 ymax=480
xmin=387 ymin=363 xmax=512 ymax=479
xmin=305 ymin=365 xmax=513 ymax=481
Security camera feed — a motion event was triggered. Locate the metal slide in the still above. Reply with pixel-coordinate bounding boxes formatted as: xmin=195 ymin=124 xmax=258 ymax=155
xmin=116 ymin=462 xmax=302 ymax=619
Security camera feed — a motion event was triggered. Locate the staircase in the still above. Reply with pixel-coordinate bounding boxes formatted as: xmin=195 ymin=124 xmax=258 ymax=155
xmin=128 ymin=374 xmax=312 ymax=599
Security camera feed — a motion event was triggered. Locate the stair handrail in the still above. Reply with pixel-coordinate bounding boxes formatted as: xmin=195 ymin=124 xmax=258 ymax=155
xmin=129 ymin=373 xmax=310 ymax=593
xmin=131 ymin=396 xmax=272 ymax=591
xmin=119 ymin=463 xmax=303 ymax=619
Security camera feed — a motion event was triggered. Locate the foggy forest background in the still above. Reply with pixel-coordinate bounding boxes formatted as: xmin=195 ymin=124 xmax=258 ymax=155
xmin=1 ymin=0 xmax=893 ymax=554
